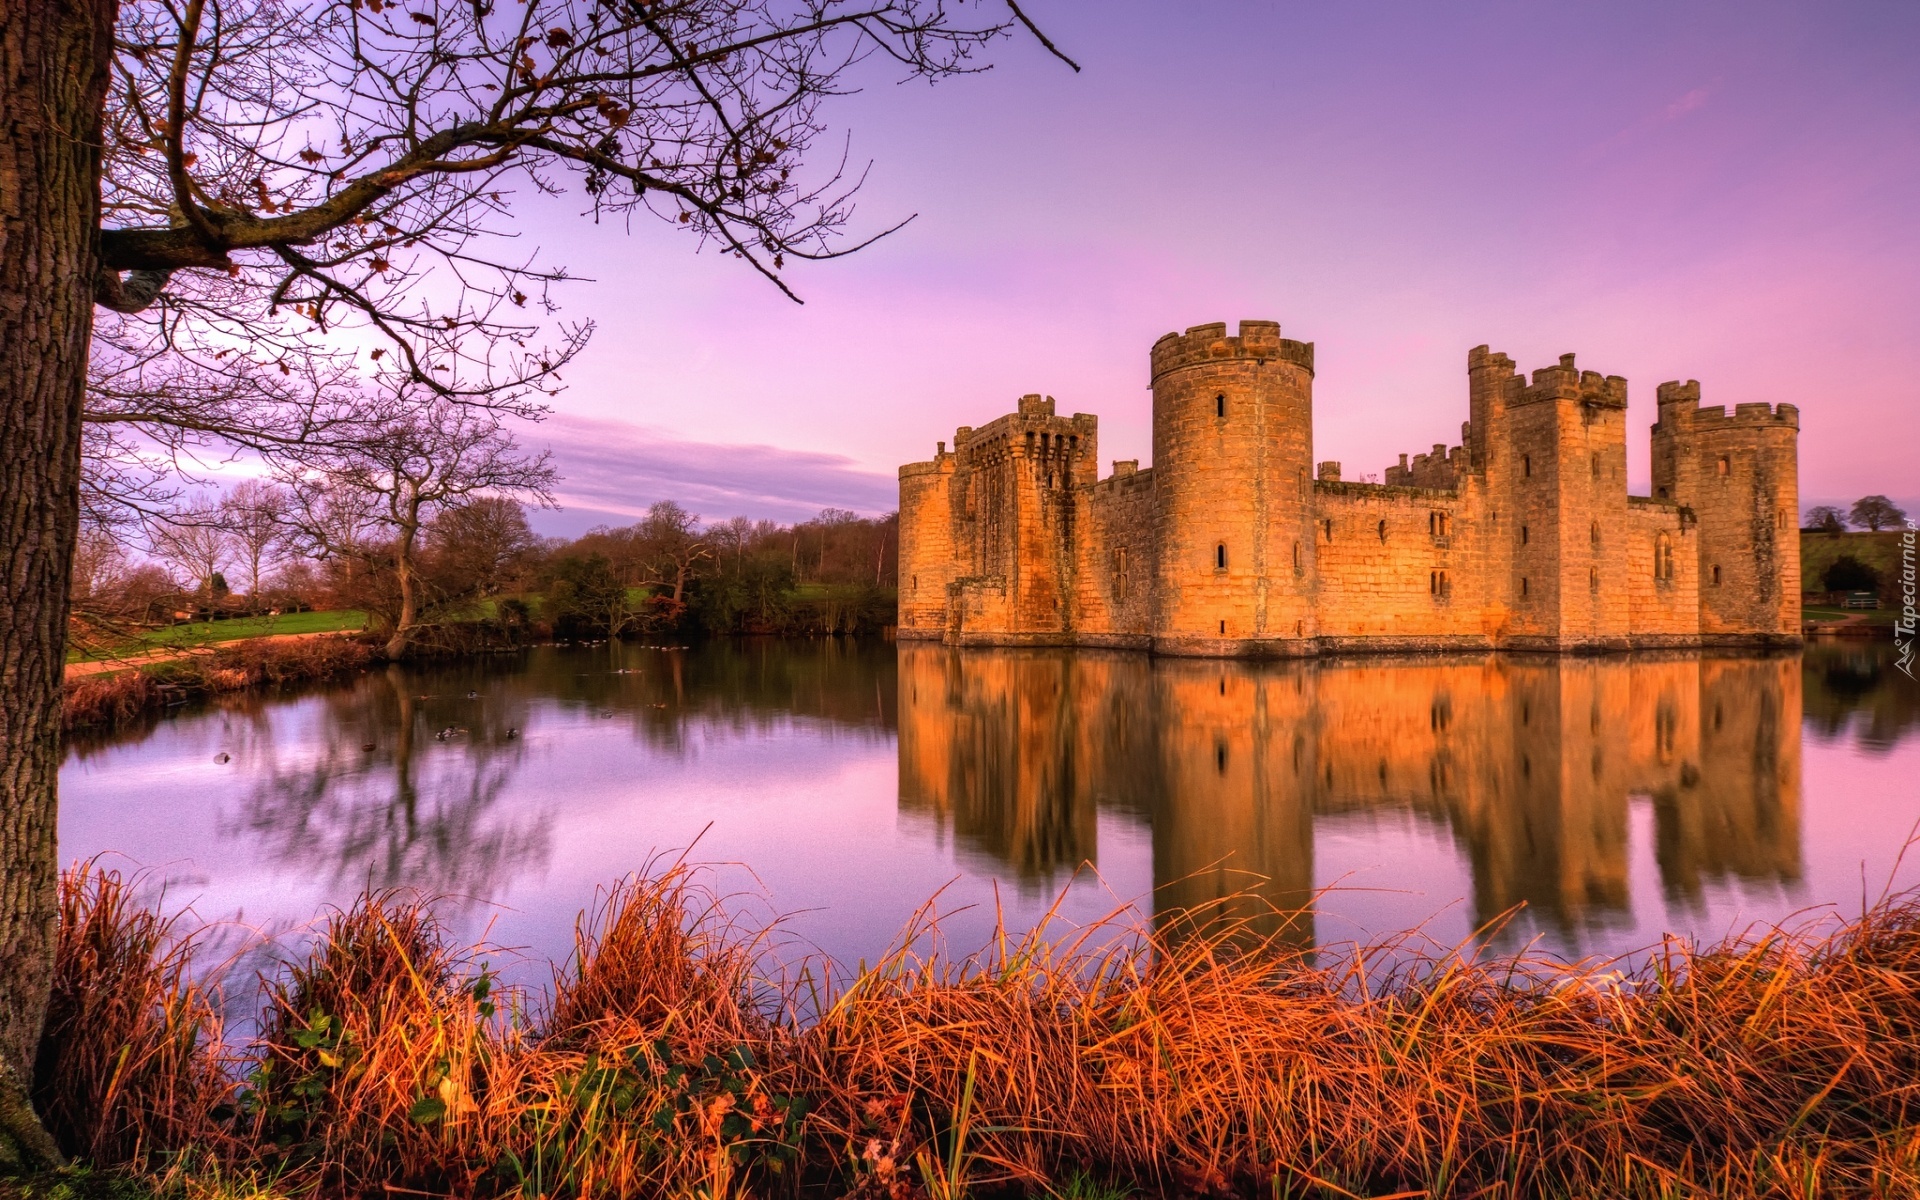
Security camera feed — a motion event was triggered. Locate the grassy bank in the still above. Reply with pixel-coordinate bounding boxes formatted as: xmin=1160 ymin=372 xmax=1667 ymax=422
xmin=61 ymin=636 xmax=376 ymax=734
xmin=1802 ymin=531 xmax=1907 ymax=600
xmin=67 ymin=611 xmax=370 ymax=665
xmin=29 ymin=865 xmax=1920 ymax=1199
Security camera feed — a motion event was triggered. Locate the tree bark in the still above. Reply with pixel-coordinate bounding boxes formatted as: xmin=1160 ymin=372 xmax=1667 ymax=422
xmin=0 ymin=0 xmax=116 ymax=1170
xmin=384 ymin=506 xmax=421 ymax=660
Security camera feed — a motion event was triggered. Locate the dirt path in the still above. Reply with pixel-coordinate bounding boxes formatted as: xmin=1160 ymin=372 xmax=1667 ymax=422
xmin=65 ymin=630 xmax=357 ymax=680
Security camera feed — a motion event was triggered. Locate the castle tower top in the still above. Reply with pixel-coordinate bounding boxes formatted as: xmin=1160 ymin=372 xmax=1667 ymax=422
xmin=1513 ymin=352 xmax=1626 ymax=408
xmin=1150 ymin=320 xmax=1315 ymax=383
xmin=1654 ymin=380 xmax=1798 ymax=432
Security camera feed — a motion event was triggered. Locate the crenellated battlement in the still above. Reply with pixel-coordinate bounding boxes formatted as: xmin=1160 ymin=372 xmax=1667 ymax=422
xmin=1468 ymin=345 xmax=1519 ymax=377
xmin=1385 ymin=442 xmax=1467 ymax=488
xmin=1653 ymin=381 xmax=1799 ymax=432
xmin=899 ymin=455 xmax=953 ymax=479
xmin=1514 ymin=353 xmax=1627 ymax=408
xmin=1149 ymin=319 xmax=1315 ymax=381
xmin=1689 ymin=403 xmax=1800 ymax=430
xmin=1656 ymin=380 xmax=1701 ymax=408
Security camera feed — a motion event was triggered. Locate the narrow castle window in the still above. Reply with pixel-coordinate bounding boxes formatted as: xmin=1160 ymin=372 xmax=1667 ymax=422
xmin=1292 ymin=541 xmax=1301 ymax=571
xmin=1521 ymin=576 xmax=1530 ymax=598
xmin=1215 ymin=393 xmax=1226 ymax=418
xmin=1215 ymin=544 xmax=1227 ymax=571
xmin=1523 ymin=454 xmax=1532 ymax=478
xmin=1590 ymin=521 xmax=1601 ymax=550
xmin=912 ymin=575 xmax=919 ymax=595
xmin=1589 ymin=567 xmax=1599 ymax=593
xmin=1323 ymin=518 xmax=1334 ymax=541
xmin=1219 ymin=620 xmax=1227 ymax=636
xmin=1717 ymin=456 xmax=1730 ymax=477
xmin=1430 ymin=570 xmax=1450 ymax=598
xmin=1377 ymin=519 xmax=1387 ymax=542
xmin=1712 ymin=564 xmax=1722 ymax=586
xmin=1655 ymin=533 xmax=1673 ymax=582
xmin=1521 ymin=524 xmax=1530 ymax=546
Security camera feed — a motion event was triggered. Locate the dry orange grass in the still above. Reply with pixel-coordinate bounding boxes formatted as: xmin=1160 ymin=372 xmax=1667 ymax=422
xmin=37 ymin=865 xmax=1920 ymax=1199
xmin=34 ymin=863 xmax=235 ymax=1167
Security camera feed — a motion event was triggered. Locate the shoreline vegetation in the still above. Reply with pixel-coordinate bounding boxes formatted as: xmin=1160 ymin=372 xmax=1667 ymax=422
xmin=61 ymin=636 xmax=381 ymax=736
xmin=23 ymin=863 xmax=1920 ymax=1200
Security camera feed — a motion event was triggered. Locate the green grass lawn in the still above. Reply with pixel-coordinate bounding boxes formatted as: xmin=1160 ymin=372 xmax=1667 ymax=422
xmin=1802 ymin=604 xmax=1897 ymax=628
xmin=69 ymin=609 xmax=369 ymax=663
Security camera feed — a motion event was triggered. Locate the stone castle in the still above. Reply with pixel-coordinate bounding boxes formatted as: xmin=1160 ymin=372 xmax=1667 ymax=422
xmin=898 ymin=320 xmax=1801 ymax=655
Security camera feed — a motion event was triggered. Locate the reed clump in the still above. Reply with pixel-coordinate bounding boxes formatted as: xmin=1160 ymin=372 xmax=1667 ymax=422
xmin=33 ymin=864 xmax=234 ymax=1167
xmin=38 ymin=865 xmax=1920 ymax=1198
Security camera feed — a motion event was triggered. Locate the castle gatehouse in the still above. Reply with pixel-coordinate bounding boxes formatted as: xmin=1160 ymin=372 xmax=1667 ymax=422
xmin=897 ymin=321 xmax=1800 ymax=655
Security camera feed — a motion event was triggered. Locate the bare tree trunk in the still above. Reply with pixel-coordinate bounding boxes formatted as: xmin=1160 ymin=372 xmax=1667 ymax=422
xmin=0 ymin=0 xmax=116 ymax=1170
xmin=385 ymin=521 xmax=420 ymax=659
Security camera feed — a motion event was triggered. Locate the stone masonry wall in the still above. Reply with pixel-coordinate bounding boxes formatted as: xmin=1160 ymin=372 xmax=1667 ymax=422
xmin=1071 ymin=464 xmax=1156 ymax=647
xmin=897 ymin=452 xmax=954 ymax=638
xmin=1651 ymin=386 xmax=1801 ymax=644
xmin=1624 ymin=499 xmax=1699 ymax=642
xmin=1150 ymin=321 xmax=1318 ymax=654
xmin=1308 ymin=482 xmax=1491 ymax=648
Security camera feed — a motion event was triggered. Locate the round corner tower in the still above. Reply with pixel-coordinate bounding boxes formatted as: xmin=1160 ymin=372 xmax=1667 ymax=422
xmin=897 ymin=445 xmax=956 ymax=639
xmin=1149 ymin=320 xmax=1318 ymax=653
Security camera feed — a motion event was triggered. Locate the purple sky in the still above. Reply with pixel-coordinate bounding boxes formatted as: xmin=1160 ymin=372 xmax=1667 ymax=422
xmin=520 ymin=0 xmax=1919 ymax=535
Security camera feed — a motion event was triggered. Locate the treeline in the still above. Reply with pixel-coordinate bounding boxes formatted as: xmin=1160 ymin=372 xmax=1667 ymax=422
xmin=73 ymin=491 xmax=898 ymax=653
xmin=547 ymin=503 xmax=898 ymax=640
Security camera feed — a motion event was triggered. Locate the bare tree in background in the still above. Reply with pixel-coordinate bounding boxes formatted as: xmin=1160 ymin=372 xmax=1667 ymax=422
xmin=149 ymin=498 xmax=233 ymax=607
xmin=68 ymin=528 xmax=130 ymax=613
xmin=1 ymin=0 xmax=1070 ymax=1160
xmin=283 ymin=397 xmax=557 ymax=659
xmin=220 ymin=480 xmax=291 ymax=609
xmin=636 ymin=500 xmax=713 ymax=613
xmin=427 ymin=497 xmax=539 ymax=602
xmin=1804 ymin=505 xmax=1847 ymax=533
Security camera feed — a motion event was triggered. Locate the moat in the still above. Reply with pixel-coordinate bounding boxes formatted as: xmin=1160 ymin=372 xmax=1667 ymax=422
xmin=60 ymin=640 xmax=1918 ymax=975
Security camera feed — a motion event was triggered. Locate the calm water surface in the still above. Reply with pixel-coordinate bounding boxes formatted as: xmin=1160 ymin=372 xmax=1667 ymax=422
xmin=61 ymin=640 xmax=1920 ymax=974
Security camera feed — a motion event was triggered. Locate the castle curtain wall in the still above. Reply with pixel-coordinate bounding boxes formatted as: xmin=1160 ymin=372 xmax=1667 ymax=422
xmin=1309 ymin=483 xmax=1488 ymax=649
xmin=1071 ymin=467 xmax=1156 ymax=649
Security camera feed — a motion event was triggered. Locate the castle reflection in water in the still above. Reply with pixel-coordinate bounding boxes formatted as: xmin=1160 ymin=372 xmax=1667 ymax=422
xmin=898 ymin=646 xmax=1802 ymax=948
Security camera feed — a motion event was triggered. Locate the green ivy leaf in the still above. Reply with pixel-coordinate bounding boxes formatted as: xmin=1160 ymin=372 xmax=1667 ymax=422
xmin=409 ymin=1095 xmax=448 ymax=1124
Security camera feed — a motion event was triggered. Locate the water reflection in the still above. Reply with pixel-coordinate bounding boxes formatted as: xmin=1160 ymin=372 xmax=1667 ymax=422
xmin=201 ymin=641 xmax=898 ymax=906
xmin=224 ymin=665 xmax=550 ymax=903
xmin=1801 ymin=641 xmax=1920 ymax=753
xmin=899 ymin=647 xmax=1819 ymax=946
xmin=59 ymin=637 xmax=1914 ymax=969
